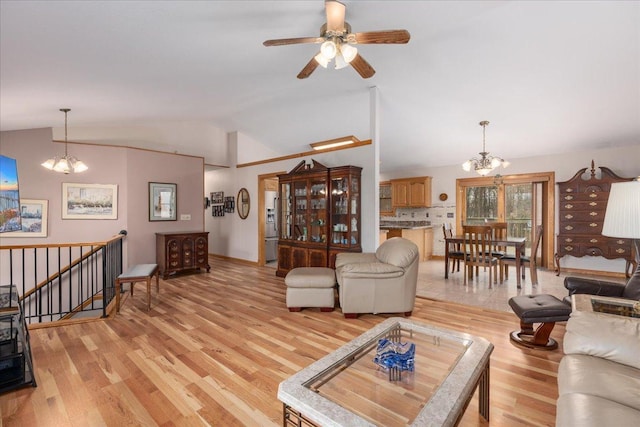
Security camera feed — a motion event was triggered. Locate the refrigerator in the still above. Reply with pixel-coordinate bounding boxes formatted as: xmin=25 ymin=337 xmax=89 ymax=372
xmin=265 ymin=190 xmax=278 ymax=262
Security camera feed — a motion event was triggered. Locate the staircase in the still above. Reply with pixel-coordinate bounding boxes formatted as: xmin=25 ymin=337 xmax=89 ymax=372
xmin=0 ymin=231 xmax=126 ymax=326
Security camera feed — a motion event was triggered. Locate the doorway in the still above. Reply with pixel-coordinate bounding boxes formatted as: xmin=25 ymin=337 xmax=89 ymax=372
xmin=456 ymin=172 xmax=555 ymax=268
xmin=258 ymin=173 xmax=283 ymax=267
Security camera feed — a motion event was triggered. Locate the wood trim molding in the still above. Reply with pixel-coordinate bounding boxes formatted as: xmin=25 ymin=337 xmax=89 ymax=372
xmin=236 ymin=139 xmax=372 ymax=168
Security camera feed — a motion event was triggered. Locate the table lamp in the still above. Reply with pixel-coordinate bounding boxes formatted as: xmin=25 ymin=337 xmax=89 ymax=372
xmin=601 ymin=180 xmax=640 ymax=278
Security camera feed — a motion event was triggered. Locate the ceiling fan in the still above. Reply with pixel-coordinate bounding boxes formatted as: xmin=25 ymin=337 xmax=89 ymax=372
xmin=263 ymin=0 xmax=410 ymax=79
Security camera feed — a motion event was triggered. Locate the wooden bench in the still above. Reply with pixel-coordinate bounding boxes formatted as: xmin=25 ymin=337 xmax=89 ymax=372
xmin=115 ymin=264 xmax=159 ymax=312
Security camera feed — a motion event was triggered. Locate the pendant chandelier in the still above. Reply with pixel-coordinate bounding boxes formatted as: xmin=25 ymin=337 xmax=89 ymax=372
xmin=41 ymin=108 xmax=88 ymax=174
xmin=462 ymin=121 xmax=508 ymax=176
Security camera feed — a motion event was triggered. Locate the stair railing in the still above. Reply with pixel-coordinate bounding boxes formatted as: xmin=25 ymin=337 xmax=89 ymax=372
xmin=0 ymin=230 xmax=126 ymax=325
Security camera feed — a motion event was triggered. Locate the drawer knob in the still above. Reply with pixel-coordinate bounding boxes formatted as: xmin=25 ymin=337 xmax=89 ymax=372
xmin=589 ymin=223 xmax=598 ymax=227
xmin=589 ymin=202 xmax=597 ymax=206
xmin=564 ymin=238 xmax=573 ymax=243
xmin=565 ymin=204 xmax=573 ymax=209
xmin=565 ymin=246 xmax=574 ymax=251
xmin=565 ymin=188 xmax=574 ymax=193
xmin=616 ymin=240 xmax=625 ymax=244
xmin=589 ymin=193 xmax=598 ymax=198
xmin=564 ymin=195 xmax=574 ymax=200
xmin=564 ymin=214 xmax=574 ymax=219
xmin=589 ymin=212 xmax=598 ymax=216
xmin=616 ymin=248 xmax=626 ymax=254
xmin=590 ymin=238 xmax=598 ymax=243
xmin=565 ymin=225 xmax=574 ymax=231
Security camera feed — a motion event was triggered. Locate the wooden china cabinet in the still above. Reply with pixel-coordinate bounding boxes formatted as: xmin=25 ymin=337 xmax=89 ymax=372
xmin=555 ymin=161 xmax=635 ymax=276
xmin=276 ymin=160 xmax=362 ymax=277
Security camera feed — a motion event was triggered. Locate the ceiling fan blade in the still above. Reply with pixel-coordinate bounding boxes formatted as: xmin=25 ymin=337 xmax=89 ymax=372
xmin=350 ymin=53 xmax=375 ymax=79
xmin=297 ymin=56 xmax=320 ymax=79
xmin=325 ymin=0 xmax=346 ymax=32
xmin=263 ymin=36 xmax=324 ymax=47
xmin=354 ymin=30 xmax=411 ymax=44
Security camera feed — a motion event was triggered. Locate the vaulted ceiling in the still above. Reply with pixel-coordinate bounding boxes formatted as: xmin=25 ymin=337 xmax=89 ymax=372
xmin=1 ymin=1 xmax=638 ymax=173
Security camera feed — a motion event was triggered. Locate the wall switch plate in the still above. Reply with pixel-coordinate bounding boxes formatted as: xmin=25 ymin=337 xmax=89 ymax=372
xmin=180 ymin=214 xmax=191 ymax=220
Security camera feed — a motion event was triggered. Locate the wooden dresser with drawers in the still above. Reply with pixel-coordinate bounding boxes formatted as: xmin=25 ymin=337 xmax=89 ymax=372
xmin=555 ymin=161 xmax=634 ymax=276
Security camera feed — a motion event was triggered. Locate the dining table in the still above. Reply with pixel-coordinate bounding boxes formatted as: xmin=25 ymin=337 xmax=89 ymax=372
xmin=444 ymin=236 xmax=527 ymax=288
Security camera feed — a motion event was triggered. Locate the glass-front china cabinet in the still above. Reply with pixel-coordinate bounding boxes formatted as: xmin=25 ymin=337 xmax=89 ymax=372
xmin=277 ymin=160 xmax=361 ymax=277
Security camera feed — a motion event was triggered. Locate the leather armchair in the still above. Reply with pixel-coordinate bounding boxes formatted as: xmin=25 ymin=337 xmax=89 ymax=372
xmin=335 ymin=237 xmax=419 ymax=318
xmin=564 ymin=268 xmax=640 ymax=305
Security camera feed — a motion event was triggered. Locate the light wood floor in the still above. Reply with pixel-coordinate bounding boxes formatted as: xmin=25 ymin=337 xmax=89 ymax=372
xmin=1 ymin=257 xmax=566 ymax=426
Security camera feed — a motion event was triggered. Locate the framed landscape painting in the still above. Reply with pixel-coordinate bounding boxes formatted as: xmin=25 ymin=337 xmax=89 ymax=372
xmin=4 ymin=199 xmax=48 ymax=237
xmin=62 ymin=183 xmax=118 ymax=220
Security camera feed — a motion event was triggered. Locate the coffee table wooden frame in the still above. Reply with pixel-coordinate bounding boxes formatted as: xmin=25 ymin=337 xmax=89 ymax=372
xmin=278 ymin=317 xmax=493 ymax=427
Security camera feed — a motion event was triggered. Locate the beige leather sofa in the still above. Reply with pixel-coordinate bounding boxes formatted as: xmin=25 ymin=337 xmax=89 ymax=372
xmin=335 ymin=237 xmax=419 ymax=318
xmin=556 ymin=309 xmax=640 ymax=426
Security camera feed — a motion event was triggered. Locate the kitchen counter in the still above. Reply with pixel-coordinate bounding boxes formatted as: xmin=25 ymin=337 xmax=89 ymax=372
xmin=380 ymin=220 xmax=432 ymax=230
xmin=378 ymin=223 xmax=433 ymax=260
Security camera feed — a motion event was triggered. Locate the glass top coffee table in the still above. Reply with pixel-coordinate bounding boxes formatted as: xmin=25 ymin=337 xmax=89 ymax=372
xmin=278 ymin=317 xmax=494 ymax=427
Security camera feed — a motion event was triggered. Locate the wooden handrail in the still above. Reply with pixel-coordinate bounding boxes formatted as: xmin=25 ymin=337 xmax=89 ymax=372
xmin=0 ymin=232 xmax=126 ymax=250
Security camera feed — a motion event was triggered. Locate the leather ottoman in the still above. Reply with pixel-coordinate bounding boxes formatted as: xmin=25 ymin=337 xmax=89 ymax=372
xmin=508 ymin=294 xmax=571 ymax=350
xmin=285 ymin=267 xmax=336 ymax=312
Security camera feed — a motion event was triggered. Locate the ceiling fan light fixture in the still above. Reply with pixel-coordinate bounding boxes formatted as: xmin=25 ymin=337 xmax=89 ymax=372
xmin=320 ymin=39 xmax=337 ymax=60
xmin=340 ymin=43 xmax=357 ymax=63
xmin=314 ymin=52 xmax=329 ymax=68
xmin=334 ymin=51 xmax=349 ymax=69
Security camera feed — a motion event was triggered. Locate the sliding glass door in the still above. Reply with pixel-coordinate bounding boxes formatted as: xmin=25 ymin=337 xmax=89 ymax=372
xmin=457 ymin=172 xmax=554 ymax=266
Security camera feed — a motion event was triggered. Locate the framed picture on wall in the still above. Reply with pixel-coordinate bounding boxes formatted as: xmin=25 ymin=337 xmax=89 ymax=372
xmin=4 ymin=199 xmax=48 ymax=237
xmin=149 ymin=182 xmax=177 ymax=221
xmin=62 ymin=183 xmax=118 ymax=219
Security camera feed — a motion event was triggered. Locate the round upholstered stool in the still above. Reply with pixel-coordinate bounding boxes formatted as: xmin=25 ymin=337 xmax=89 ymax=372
xmin=285 ymin=267 xmax=336 ymax=312
xmin=508 ymin=294 xmax=571 ymax=350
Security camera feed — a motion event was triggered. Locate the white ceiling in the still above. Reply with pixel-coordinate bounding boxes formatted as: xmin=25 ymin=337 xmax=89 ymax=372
xmin=1 ymin=1 xmax=639 ymax=173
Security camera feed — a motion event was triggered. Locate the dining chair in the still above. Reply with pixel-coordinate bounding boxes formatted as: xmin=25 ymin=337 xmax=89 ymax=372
xmin=500 ymin=225 xmax=543 ymax=285
xmin=486 ymin=221 xmax=509 ymax=281
xmin=443 ymin=223 xmax=466 ymax=273
xmin=462 ymin=225 xmax=498 ymax=286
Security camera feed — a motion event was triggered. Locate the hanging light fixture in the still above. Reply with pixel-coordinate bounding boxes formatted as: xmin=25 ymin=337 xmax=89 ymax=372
xmin=41 ymin=108 xmax=88 ymax=174
xmin=315 ymin=38 xmax=358 ymax=69
xmin=462 ymin=120 xmax=509 ymax=176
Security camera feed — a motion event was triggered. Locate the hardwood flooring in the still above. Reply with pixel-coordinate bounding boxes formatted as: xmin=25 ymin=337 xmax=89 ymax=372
xmin=0 ymin=257 xmax=565 ymax=426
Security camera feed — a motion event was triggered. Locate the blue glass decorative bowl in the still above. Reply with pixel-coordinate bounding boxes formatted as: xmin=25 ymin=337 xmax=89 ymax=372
xmin=373 ymin=338 xmax=415 ymax=372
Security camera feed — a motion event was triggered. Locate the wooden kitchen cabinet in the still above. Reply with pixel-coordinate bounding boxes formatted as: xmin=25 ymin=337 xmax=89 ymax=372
xmin=424 ymin=228 xmax=433 ymax=260
xmin=385 ymin=228 xmax=432 ymax=261
xmin=379 ymin=181 xmax=393 ymax=215
xmin=156 ymin=231 xmax=210 ymax=279
xmin=391 ymin=176 xmax=432 ymax=208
